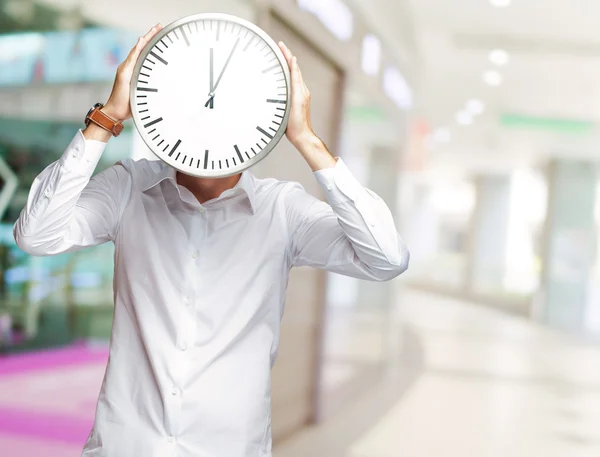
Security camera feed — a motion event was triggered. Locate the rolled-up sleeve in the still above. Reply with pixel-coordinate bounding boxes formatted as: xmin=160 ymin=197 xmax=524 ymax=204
xmin=285 ymin=157 xmax=409 ymax=281
xmin=13 ymin=130 xmax=131 ymax=256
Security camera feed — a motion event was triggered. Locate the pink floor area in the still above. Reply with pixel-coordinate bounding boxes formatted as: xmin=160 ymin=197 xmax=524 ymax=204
xmin=0 ymin=343 xmax=109 ymax=457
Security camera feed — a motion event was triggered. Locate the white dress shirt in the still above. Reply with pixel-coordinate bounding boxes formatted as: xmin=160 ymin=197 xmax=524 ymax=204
xmin=13 ymin=130 xmax=409 ymax=457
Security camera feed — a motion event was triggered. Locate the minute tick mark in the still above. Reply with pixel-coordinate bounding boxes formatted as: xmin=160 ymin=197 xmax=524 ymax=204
xmin=180 ymin=27 xmax=190 ymax=46
xmin=168 ymin=139 xmax=182 ymax=157
xmin=262 ymin=63 xmax=280 ymax=74
xmin=149 ymin=51 xmax=168 ymax=65
xmin=234 ymin=145 xmax=244 ymax=163
xmin=257 ymin=126 xmax=274 ymax=139
xmin=144 ymin=117 xmax=163 ymax=128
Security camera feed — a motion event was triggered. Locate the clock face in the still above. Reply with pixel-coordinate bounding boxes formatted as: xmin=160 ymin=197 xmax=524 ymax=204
xmin=130 ymin=13 xmax=291 ymax=177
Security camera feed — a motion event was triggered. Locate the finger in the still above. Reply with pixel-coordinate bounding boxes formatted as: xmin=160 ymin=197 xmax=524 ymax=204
xmin=278 ymin=41 xmax=293 ymax=68
xmin=127 ymin=23 xmax=162 ymax=62
xmin=291 ymin=56 xmax=303 ymax=85
xmin=278 ymin=41 xmax=290 ymax=59
xmin=144 ymin=22 xmax=162 ymax=40
xmin=291 ymin=58 xmax=311 ymax=97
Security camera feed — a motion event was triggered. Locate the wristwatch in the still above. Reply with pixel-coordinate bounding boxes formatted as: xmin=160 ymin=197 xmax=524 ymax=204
xmin=84 ymin=102 xmax=124 ymax=137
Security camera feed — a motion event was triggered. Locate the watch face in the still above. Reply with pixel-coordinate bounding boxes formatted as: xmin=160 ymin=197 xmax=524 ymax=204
xmin=130 ymin=13 xmax=291 ymax=178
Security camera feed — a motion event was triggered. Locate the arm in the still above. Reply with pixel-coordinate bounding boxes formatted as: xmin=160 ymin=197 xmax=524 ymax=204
xmin=13 ymin=131 xmax=130 ymax=256
xmin=286 ymin=156 xmax=409 ymax=282
xmin=277 ymin=42 xmax=408 ymax=281
xmin=13 ymin=23 xmax=163 ymax=256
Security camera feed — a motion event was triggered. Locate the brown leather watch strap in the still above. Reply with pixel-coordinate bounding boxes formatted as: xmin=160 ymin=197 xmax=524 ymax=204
xmin=86 ymin=107 xmax=124 ymax=137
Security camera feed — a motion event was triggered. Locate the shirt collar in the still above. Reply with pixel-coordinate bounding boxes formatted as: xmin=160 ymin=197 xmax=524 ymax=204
xmin=141 ymin=160 xmax=256 ymax=214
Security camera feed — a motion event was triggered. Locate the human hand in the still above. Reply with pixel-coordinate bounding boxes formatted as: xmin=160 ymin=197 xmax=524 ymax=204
xmin=103 ymin=23 xmax=163 ymax=121
xmin=277 ymin=41 xmax=316 ymax=149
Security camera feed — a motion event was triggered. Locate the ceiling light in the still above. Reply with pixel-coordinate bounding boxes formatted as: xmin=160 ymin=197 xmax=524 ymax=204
xmin=433 ymin=128 xmax=451 ymax=143
xmin=489 ymin=49 xmax=509 ymax=66
xmin=490 ymin=0 xmax=511 ymax=7
xmin=483 ymin=70 xmax=503 ymax=86
xmin=298 ymin=0 xmax=354 ymax=41
xmin=361 ymin=34 xmax=381 ymax=76
xmin=466 ymin=99 xmax=485 ymax=115
xmin=456 ymin=111 xmax=473 ymax=126
xmin=383 ymin=66 xmax=413 ymax=110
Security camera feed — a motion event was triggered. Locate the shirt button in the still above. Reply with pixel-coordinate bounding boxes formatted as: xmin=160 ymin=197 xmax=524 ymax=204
xmin=168 ymin=436 xmax=174 ymax=443
xmin=198 ymin=207 xmax=205 ymax=213
xmin=326 ymin=185 xmax=333 ymax=191
xmin=172 ymin=387 xmax=178 ymax=396
xmin=44 ymin=189 xmax=51 ymax=198
xmin=184 ymin=296 xmax=191 ymax=305
xmin=192 ymin=250 xmax=199 ymax=259
xmin=181 ymin=342 xmax=188 ymax=351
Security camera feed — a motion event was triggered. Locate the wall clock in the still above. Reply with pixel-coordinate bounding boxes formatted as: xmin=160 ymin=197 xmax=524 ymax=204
xmin=130 ymin=13 xmax=291 ymax=177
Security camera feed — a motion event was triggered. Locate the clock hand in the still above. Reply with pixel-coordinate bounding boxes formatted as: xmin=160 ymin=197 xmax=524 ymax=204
xmin=212 ymin=37 xmax=241 ymax=93
xmin=209 ymin=47 xmax=214 ymax=92
xmin=205 ymin=48 xmax=215 ymax=109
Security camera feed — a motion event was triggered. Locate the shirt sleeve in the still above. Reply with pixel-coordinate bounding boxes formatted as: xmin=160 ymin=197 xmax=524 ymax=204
xmin=285 ymin=157 xmax=409 ymax=281
xmin=13 ymin=129 xmax=132 ymax=256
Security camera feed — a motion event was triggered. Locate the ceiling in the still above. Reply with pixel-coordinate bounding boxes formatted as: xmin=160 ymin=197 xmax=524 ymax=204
xmin=382 ymin=0 xmax=600 ymax=174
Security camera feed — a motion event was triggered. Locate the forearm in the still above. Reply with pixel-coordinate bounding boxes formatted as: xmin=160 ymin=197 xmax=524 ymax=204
xmin=82 ymin=104 xmax=121 ymax=143
xmin=292 ymin=133 xmax=337 ymax=172
xmin=82 ymin=122 xmax=112 ymax=143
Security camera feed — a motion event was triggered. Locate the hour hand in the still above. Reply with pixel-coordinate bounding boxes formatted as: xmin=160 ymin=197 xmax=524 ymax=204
xmin=204 ymin=93 xmax=214 ymax=109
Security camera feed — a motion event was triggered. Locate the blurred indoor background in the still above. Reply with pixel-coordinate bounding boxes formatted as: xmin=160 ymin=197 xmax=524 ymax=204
xmin=2 ymin=0 xmax=600 ymax=456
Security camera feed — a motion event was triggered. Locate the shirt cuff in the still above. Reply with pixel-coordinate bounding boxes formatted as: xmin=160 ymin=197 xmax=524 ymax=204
xmin=313 ymin=157 xmax=367 ymax=206
xmin=59 ymin=129 xmax=107 ymax=175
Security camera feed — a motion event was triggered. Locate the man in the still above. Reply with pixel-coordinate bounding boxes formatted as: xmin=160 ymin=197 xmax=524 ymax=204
xmin=14 ymin=23 xmax=409 ymax=457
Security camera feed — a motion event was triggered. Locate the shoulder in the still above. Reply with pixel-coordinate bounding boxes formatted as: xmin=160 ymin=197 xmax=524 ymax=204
xmin=252 ymin=173 xmax=324 ymax=223
xmin=251 ymin=173 xmax=308 ymax=203
xmin=114 ymin=157 xmax=160 ymax=174
xmin=112 ymin=157 xmax=164 ymax=189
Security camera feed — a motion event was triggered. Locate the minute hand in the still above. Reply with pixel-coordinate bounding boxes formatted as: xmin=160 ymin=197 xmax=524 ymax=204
xmin=212 ymin=37 xmax=241 ymax=92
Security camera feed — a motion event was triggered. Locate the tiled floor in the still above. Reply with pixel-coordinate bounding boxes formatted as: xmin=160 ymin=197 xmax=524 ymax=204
xmin=276 ymin=289 xmax=600 ymax=457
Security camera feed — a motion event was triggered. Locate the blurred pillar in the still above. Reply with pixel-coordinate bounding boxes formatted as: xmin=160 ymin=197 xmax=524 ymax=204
xmin=539 ymin=160 xmax=596 ymax=332
xmin=356 ymin=145 xmax=400 ymax=310
xmin=466 ymin=174 xmax=511 ymax=294
xmin=404 ymin=184 xmax=439 ymax=274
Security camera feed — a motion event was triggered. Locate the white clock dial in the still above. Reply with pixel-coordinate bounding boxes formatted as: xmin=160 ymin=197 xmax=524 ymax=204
xmin=130 ymin=13 xmax=291 ymax=177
